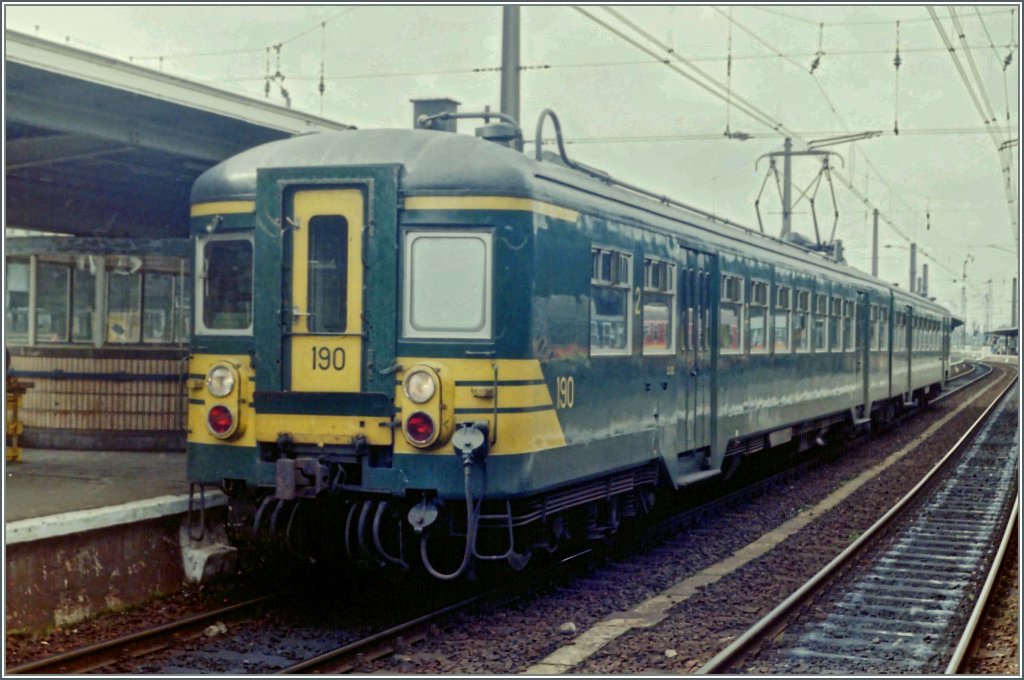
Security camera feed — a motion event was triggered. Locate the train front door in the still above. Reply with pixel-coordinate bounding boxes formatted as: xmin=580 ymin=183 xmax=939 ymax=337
xmin=284 ymin=188 xmax=366 ymax=394
xmin=678 ymin=248 xmax=714 ymax=464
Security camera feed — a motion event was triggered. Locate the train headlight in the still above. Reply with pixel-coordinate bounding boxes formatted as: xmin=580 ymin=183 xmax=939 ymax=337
xmin=206 ymin=405 xmax=237 ymax=438
xmin=207 ymin=364 xmax=236 ymax=397
xmin=405 ymin=411 xmax=437 ymax=446
xmin=404 ymin=369 xmax=437 ymax=404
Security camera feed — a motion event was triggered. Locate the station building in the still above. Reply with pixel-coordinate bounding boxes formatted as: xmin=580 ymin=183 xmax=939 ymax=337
xmin=5 ymin=29 xmax=353 ymax=451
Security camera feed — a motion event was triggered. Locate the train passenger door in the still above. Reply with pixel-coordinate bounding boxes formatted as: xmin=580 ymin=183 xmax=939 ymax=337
xmin=678 ymin=247 xmax=714 ymax=461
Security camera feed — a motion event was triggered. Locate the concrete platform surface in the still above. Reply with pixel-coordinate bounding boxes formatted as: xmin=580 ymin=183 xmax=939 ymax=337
xmin=4 ymin=448 xmax=189 ymax=523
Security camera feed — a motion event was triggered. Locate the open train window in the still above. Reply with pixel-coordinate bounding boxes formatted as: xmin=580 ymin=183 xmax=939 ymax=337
xmin=719 ymin=274 xmax=743 ymax=354
xmin=774 ymin=285 xmax=791 ymax=352
xmin=748 ymin=280 xmax=769 ymax=354
xmin=403 ymin=231 xmax=492 ymax=340
xmin=590 ymin=247 xmax=632 ymax=355
xmin=196 ymin=234 xmax=253 ymax=335
xmin=642 ymin=258 xmax=674 ymax=355
xmin=793 ymin=289 xmax=810 ymax=352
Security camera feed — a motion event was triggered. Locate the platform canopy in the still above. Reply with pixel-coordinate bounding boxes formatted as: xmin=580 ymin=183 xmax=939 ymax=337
xmin=5 ymin=29 xmax=354 ymax=239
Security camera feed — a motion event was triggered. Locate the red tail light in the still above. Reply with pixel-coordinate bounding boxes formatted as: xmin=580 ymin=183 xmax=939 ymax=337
xmin=405 ymin=411 xmax=436 ymax=445
xmin=207 ymin=405 xmax=234 ymax=436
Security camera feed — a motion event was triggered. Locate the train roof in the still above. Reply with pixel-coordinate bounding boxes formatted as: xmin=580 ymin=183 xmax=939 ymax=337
xmin=192 ymin=128 xmax=950 ymax=316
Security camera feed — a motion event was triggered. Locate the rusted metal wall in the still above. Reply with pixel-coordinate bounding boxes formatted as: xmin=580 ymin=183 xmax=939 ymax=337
xmin=7 ymin=348 xmax=188 ymax=451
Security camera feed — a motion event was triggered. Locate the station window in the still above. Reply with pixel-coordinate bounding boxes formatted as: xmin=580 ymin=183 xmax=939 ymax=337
xmin=748 ymin=280 xmax=769 ymax=354
xmin=5 ymin=260 xmax=30 ymax=344
xmin=107 ymin=271 xmax=142 ymax=344
xmin=642 ymin=258 xmax=675 ymax=354
xmin=404 ymin=231 xmax=492 ymax=340
xmin=843 ymin=300 xmax=856 ymax=351
xmin=774 ymin=285 xmax=791 ymax=352
xmin=143 ymin=272 xmax=175 ymax=344
xmin=813 ymin=293 xmax=828 ymax=351
xmin=793 ymin=289 xmax=810 ymax=352
xmin=719 ymin=274 xmax=744 ymax=353
xmin=590 ymin=247 xmax=632 ymax=355
xmin=72 ymin=266 xmax=96 ymax=343
xmin=36 ymin=262 xmax=71 ymax=343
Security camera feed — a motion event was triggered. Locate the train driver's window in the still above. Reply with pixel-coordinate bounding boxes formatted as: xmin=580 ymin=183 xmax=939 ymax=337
xmin=774 ymin=285 xmax=791 ymax=352
xmin=813 ymin=293 xmax=828 ymax=351
xmin=403 ymin=231 xmax=492 ymax=340
xmin=642 ymin=258 xmax=675 ymax=355
xmin=197 ymin=235 xmax=253 ymax=334
xmin=748 ymin=280 xmax=769 ymax=354
xmin=719 ymin=274 xmax=743 ymax=354
xmin=793 ymin=289 xmax=810 ymax=352
xmin=590 ymin=247 xmax=632 ymax=355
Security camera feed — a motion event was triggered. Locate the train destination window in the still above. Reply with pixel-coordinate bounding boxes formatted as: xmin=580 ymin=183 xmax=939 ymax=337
xmin=642 ymin=258 xmax=675 ymax=354
xmin=813 ymin=293 xmax=828 ymax=351
xmin=719 ymin=274 xmax=743 ymax=354
xmin=843 ymin=300 xmax=855 ymax=351
xmin=748 ymin=280 xmax=769 ymax=354
xmin=793 ymin=289 xmax=810 ymax=352
xmin=198 ymin=236 xmax=254 ymax=334
xmin=774 ymin=285 xmax=791 ymax=352
xmin=404 ymin=231 xmax=492 ymax=340
xmin=308 ymin=216 xmax=348 ymax=333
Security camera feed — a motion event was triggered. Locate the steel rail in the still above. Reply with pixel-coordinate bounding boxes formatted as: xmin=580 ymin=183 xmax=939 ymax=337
xmin=945 ymin=496 xmax=1019 ymax=674
xmin=7 ymin=597 xmax=271 ymax=675
xmin=697 ymin=365 xmax=1017 ymax=674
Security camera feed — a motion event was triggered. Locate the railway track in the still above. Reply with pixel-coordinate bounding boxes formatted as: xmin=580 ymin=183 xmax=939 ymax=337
xmin=698 ymin=365 xmax=1018 ymax=675
xmin=6 ymin=597 xmax=271 ymax=674
xmin=7 ymin=362 xmax=1002 ymax=674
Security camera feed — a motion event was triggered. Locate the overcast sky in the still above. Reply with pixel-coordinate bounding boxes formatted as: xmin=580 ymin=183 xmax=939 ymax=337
xmin=5 ymin=3 xmax=1020 ymax=330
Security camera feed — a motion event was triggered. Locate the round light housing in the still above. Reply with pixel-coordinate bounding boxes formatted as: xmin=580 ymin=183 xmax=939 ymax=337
xmin=207 ymin=364 xmax=236 ymax=398
xmin=404 ymin=369 xmax=437 ymax=404
xmin=405 ymin=411 xmax=436 ymax=445
xmin=207 ymin=405 xmax=235 ymax=437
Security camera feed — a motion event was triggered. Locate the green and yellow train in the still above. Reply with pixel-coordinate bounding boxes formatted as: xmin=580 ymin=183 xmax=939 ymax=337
xmin=187 ymin=111 xmax=952 ymax=578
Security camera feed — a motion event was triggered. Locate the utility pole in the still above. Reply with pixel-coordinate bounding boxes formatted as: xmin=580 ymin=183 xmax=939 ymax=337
xmin=1012 ymin=277 xmax=1018 ymax=328
xmin=871 ymin=209 xmax=879 ymax=277
xmin=909 ymin=242 xmax=917 ymax=294
xmin=500 ymin=6 xmax=521 ymax=128
xmin=985 ymin=279 xmax=993 ymax=335
xmin=781 ymin=137 xmax=792 ymax=239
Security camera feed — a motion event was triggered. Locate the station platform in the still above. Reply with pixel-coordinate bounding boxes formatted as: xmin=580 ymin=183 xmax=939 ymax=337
xmin=5 ymin=448 xmax=190 ymax=522
xmin=4 ymin=448 xmax=231 ymax=632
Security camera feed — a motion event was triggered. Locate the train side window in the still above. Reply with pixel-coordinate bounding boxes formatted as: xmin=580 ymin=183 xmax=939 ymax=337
xmin=701 ymin=271 xmax=711 ymax=351
xmin=869 ymin=305 xmax=878 ymax=349
xmin=680 ymin=268 xmax=695 ymax=352
xmin=590 ymin=247 xmax=632 ymax=355
xmin=813 ymin=293 xmax=828 ymax=351
xmin=793 ymin=289 xmax=810 ymax=352
xmin=829 ymin=295 xmax=842 ymax=351
xmin=879 ymin=309 xmax=888 ymax=351
xmin=748 ymin=280 xmax=769 ymax=354
xmin=843 ymin=300 xmax=855 ymax=351
xmin=774 ymin=285 xmax=791 ymax=352
xmin=642 ymin=258 xmax=675 ymax=355
xmin=404 ymin=231 xmax=492 ymax=340
xmin=719 ymin=274 xmax=743 ymax=354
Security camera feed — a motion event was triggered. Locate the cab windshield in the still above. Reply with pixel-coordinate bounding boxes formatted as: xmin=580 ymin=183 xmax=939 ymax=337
xmin=197 ymin=236 xmax=253 ymax=333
